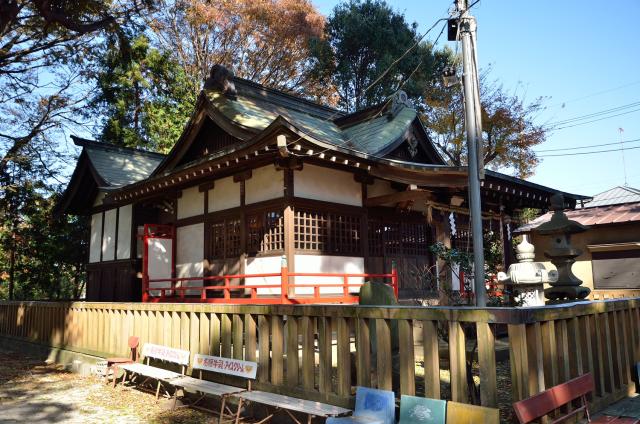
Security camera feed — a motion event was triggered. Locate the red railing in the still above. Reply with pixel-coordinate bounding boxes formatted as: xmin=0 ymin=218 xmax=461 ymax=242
xmin=142 ymin=265 xmax=399 ymax=304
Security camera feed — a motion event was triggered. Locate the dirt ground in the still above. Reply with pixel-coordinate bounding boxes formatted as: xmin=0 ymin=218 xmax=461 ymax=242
xmin=0 ymin=348 xmax=211 ymax=424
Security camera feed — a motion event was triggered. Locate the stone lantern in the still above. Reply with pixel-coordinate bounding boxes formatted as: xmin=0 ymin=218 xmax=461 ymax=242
xmin=497 ymin=235 xmax=557 ymax=306
xmin=532 ymin=193 xmax=590 ymax=302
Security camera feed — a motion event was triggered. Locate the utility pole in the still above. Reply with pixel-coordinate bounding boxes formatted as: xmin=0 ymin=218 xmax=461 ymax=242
xmin=454 ymin=0 xmax=487 ymax=306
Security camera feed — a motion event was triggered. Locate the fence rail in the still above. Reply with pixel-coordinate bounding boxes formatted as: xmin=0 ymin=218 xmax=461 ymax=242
xmin=0 ymin=298 xmax=639 ymax=417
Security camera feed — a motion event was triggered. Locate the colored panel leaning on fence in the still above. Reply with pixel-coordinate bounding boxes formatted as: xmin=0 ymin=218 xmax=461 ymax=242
xmin=142 ymin=343 xmax=190 ymax=365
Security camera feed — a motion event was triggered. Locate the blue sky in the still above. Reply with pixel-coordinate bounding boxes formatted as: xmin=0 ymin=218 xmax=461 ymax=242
xmin=315 ymin=0 xmax=640 ymax=197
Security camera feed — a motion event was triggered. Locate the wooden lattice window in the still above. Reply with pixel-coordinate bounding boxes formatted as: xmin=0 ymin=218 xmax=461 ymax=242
xmin=294 ymin=209 xmax=361 ymax=255
xmin=369 ymin=219 xmax=429 ymax=256
xmin=210 ymin=218 xmax=241 ymax=259
xmin=247 ymin=210 xmax=284 ymax=255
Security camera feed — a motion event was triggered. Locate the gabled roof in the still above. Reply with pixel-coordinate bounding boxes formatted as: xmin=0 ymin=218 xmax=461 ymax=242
xmin=581 ymin=186 xmax=640 ymax=208
xmin=153 ymin=76 xmax=444 ymax=176
xmin=55 ymin=137 xmax=165 ymax=215
xmin=73 ymin=137 xmax=165 ymax=187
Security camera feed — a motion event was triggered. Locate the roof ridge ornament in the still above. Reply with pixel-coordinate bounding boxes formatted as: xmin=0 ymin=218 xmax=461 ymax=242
xmin=204 ymin=64 xmax=237 ymax=99
xmin=387 ymin=90 xmax=413 ymax=120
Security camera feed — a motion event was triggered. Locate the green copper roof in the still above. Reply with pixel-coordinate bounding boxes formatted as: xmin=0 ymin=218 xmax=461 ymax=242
xmin=75 ymin=138 xmax=165 ymax=187
xmin=204 ymin=80 xmax=418 ymax=156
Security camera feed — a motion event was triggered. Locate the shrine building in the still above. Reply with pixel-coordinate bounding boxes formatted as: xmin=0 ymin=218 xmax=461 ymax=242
xmin=57 ymin=66 xmax=587 ymax=302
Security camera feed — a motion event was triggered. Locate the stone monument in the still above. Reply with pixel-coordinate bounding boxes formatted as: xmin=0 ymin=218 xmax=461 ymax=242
xmin=533 ymin=193 xmax=590 ymax=302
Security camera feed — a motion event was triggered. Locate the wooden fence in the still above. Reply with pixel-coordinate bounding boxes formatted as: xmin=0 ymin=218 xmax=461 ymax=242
xmin=0 ymin=299 xmax=639 ymax=417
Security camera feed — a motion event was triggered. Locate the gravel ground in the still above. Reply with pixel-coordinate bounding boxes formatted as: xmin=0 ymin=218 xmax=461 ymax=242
xmin=0 ymin=348 xmax=210 ymax=424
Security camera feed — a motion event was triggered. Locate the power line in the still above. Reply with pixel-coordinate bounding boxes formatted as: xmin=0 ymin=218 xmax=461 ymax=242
xmin=544 ymin=100 xmax=640 ymax=127
xmin=547 ymin=79 xmax=640 ymax=109
xmin=535 ymin=137 xmax=640 ymax=152
xmin=549 ymin=107 xmax=640 ymax=131
xmin=538 ymin=144 xmax=640 ymax=157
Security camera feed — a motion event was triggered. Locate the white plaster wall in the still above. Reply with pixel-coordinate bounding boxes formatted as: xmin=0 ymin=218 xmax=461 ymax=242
xmin=116 ymin=204 xmax=132 ymax=260
xmin=147 ymin=238 xmax=173 ymax=296
xmin=101 ymin=209 xmax=117 ymax=261
xmin=245 ymin=256 xmax=282 ymax=296
xmin=177 ymin=186 xmax=204 ymax=219
xmin=294 ymin=164 xmax=362 ymax=206
xmin=368 ymin=179 xmax=396 ymax=198
xmin=176 ymin=223 xmax=204 ymax=295
xmin=209 ymin=176 xmax=240 ymax=212
xmin=89 ymin=213 xmax=102 ymax=263
xmin=293 ymin=255 xmax=364 ymax=295
xmin=93 ymin=192 xmax=106 ymax=206
xmin=245 ymin=165 xmax=283 ymax=204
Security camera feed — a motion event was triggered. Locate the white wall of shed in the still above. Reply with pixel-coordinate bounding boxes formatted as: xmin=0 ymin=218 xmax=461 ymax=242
xmin=245 ymin=256 xmax=282 ymax=296
xmin=116 ymin=204 xmax=132 ymax=260
xmin=101 ymin=209 xmax=117 ymax=261
xmin=176 ymin=223 xmax=204 ymax=295
xmin=89 ymin=213 xmax=102 ymax=263
xmin=177 ymin=186 xmax=204 ymax=219
xmin=147 ymin=237 xmax=173 ymax=295
xmin=209 ymin=175 xmax=240 ymax=212
xmin=245 ymin=165 xmax=283 ymax=204
xmin=293 ymin=254 xmax=364 ymax=295
xmin=294 ymin=164 xmax=362 ymax=206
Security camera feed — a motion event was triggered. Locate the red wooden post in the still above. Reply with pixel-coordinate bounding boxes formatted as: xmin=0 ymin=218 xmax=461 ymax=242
xmin=142 ymin=224 xmax=150 ymax=302
xmin=391 ymin=260 xmax=399 ymax=299
xmin=280 ymin=255 xmax=289 ymax=303
xmin=343 ymin=275 xmax=349 ymax=299
xmin=224 ymin=277 xmax=230 ymax=300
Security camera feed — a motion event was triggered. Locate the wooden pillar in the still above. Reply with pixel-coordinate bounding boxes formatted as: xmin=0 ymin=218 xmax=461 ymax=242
xmin=283 ymin=167 xmax=295 ymax=295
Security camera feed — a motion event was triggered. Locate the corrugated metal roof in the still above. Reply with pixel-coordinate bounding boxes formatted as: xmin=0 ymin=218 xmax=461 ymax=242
xmin=516 ymin=202 xmax=640 ymax=232
xmin=582 ymin=186 xmax=640 ymax=207
xmin=81 ymin=141 xmax=164 ymax=187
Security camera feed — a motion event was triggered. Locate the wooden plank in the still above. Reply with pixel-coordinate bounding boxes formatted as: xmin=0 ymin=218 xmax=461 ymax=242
xmin=221 ymin=313 xmax=232 ymax=358
xmin=593 ymin=312 xmax=608 ymax=396
xmin=375 ymin=318 xmax=392 ymax=390
xmin=356 ymin=318 xmax=371 ymax=388
xmin=336 ymin=317 xmax=351 ymax=397
xmin=233 ymin=314 xmax=244 ymax=360
xmin=449 ymin=321 xmax=468 ymax=403
xmin=199 ymin=312 xmax=210 ymax=355
xmin=615 ymin=310 xmax=631 ymax=390
xmin=477 ymin=322 xmax=497 ymax=407
xmin=245 ymin=314 xmax=257 ymax=362
xmin=422 ymin=320 xmax=441 ymax=399
xmin=569 ymin=316 xmax=584 ymax=377
xmin=210 ymin=313 xmax=221 ymax=356
xmin=286 ymin=316 xmax=299 ymax=386
xmin=556 ymin=319 xmax=571 ymax=382
xmin=602 ymin=312 xmax=616 ymax=393
xmin=580 ymin=315 xmax=596 ymax=397
xmin=271 ymin=315 xmax=284 ymax=385
xmin=526 ymin=322 xmax=545 ymax=396
xmin=610 ymin=310 xmax=624 ymax=390
xmin=508 ymin=323 xmax=529 ymax=402
xmin=258 ymin=315 xmax=270 ymax=382
xmin=630 ymin=307 xmax=640 ymax=364
xmin=189 ymin=311 xmax=200 ymax=373
xmin=171 ymin=311 xmax=180 ymax=350
xmin=398 ymin=319 xmax=415 ymax=396
xmin=300 ymin=316 xmax=315 ymax=389
xmin=180 ymin=311 xmax=190 ymax=352
xmin=318 ymin=316 xmax=333 ymax=394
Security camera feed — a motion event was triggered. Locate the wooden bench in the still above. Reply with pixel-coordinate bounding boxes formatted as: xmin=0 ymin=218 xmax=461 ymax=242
xmin=169 ymin=354 xmax=255 ymax=423
xmin=512 ymin=373 xmax=636 ymax=424
xmin=117 ymin=343 xmax=190 ymax=399
xmin=230 ymin=365 xmax=351 ymax=424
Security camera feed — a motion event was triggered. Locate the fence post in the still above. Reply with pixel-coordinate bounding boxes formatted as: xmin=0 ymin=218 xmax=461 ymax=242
xmin=391 ymin=260 xmax=399 ymax=299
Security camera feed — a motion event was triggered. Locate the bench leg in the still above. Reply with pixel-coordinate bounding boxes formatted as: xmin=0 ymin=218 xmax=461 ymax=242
xmin=218 ymin=396 xmax=226 ymax=424
xmin=155 ymin=381 xmax=161 ymax=400
xmin=234 ymin=398 xmax=243 ymax=424
xmin=119 ymin=370 xmax=127 ymax=387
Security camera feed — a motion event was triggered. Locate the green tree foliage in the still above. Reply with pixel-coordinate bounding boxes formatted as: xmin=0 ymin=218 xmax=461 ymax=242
xmin=89 ymin=34 xmax=195 ymax=152
xmin=0 ymin=163 xmax=86 ymax=300
xmin=310 ymin=0 xmax=447 ymax=111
